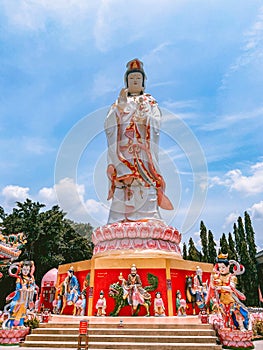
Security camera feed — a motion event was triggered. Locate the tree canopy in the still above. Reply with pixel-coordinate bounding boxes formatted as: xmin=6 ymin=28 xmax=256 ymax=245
xmin=0 ymin=199 xmax=94 ymax=309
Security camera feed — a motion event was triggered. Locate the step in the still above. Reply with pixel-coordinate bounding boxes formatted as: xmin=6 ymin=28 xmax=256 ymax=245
xmin=21 ymin=340 xmax=221 ymax=349
xmin=26 ymin=333 xmax=217 ymax=343
xmin=22 ymin=317 xmax=221 ymax=349
xmin=32 ymin=327 xmax=215 ymax=336
xmin=38 ymin=322 xmax=213 ymax=329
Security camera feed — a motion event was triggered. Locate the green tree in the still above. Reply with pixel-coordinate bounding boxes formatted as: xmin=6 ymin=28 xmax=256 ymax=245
xmin=228 ymin=232 xmax=238 ymax=261
xmin=244 ymin=211 xmax=258 ymax=305
xmin=207 ymin=230 xmax=217 ymax=264
xmin=244 ymin=211 xmax=257 ymax=264
xmin=200 ymin=221 xmax=208 ymax=262
xmin=237 ymin=216 xmax=256 ymax=305
xmin=219 ymin=233 xmax=229 ymax=256
xmin=188 ymin=237 xmax=201 ymax=262
xmin=67 ymin=220 xmax=93 ymax=241
xmin=233 ymin=223 xmax=240 ymax=259
xmin=182 ymin=242 xmax=187 ymax=260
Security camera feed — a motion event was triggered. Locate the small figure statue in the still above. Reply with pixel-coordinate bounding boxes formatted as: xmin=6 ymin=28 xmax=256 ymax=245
xmin=119 ymin=264 xmax=151 ymax=316
xmin=3 ymin=260 xmax=38 ymax=328
xmin=176 ymin=290 xmax=187 ymax=316
xmin=209 ymin=253 xmax=249 ymax=330
xmin=154 ymin=291 xmax=165 ymax=316
xmin=75 ymin=292 xmax=86 ymax=316
xmin=95 ymin=290 xmax=106 ymax=316
xmin=105 ymin=58 xmax=173 ymax=223
xmin=80 ymin=292 xmax=87 ymax=316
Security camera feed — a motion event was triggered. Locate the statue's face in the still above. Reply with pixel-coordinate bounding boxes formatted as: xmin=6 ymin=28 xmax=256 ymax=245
xmin=196 ymin=269 xmax=202 ymax=276
xmin=218 ymin=262 xmax=229 ymax=275
xmin=131 ymin=267 xmax=137 ymax=276
xmin=127 ymin=72 xmax=143 ymax=94
xmin=22 ymin=264 xmax=30 ymax=276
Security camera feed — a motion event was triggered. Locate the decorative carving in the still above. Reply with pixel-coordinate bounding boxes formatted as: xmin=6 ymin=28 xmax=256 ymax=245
xmin=92 ymin=221 xmax=181 ymax=256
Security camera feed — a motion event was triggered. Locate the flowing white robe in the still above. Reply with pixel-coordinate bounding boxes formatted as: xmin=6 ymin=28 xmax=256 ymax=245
xmin=105 ymin=93 xmax=173 ymax=223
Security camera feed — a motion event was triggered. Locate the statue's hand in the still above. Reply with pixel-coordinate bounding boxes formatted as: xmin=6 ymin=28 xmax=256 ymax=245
xmin=118 ymin=88 xmax=128 ymax=104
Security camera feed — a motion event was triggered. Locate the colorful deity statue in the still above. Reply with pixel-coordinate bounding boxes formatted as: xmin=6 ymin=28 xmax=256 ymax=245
xmin=193 ymin=266 xmax=208 ymax=309
xmin=176 ymin=290 xmax=187 ymax=316
xmin=154 ymin=291 xmax=166 ymax=316
xmin=59 ymin=266 xmax=80 ymax=315
xmin=95 ymin=290 xmax=107 ymax=316
xmin=119 ymin=264 xmax=151 ymax=316
xmin=105 ymin=58 xmax=173 ymax=223
xmin=3 ymin=260 xmax=38 ymax=328
xmin=208 ymin=253 xmax=249 ymax=330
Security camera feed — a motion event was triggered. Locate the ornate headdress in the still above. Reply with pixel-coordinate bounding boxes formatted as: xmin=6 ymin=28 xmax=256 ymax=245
xmin=215 ymin=252 xmax=229 ymax=268
xmin=217 ymin=253 xmax=228 ymax=260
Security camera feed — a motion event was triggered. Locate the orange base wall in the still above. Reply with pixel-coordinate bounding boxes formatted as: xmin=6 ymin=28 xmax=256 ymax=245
xmin=56 ymin=252 xmax=213 ymax=317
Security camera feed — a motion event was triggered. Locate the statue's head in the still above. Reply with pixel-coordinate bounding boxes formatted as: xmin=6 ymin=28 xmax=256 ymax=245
xmin=124 ymin=59 xmax=146 ymax=94
xmin=68 ymin=266 xmax=74 ymax=277
xmin=155 ymin=291 xmax=161 ymax=298
xmin=109 ymin=282 xmax=122 ymax=299
xmin=196 ymin=266 xmax=202 ymax=276
xmin=216 ymin=253 xmax=230 ymax=275
xmin=130 ymin=264 xmax=137 ymax=276
xmin=21 ymin=261 xmax=33 ymax=276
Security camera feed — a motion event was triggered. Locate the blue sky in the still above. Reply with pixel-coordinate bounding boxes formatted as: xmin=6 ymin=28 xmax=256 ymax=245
xmin=0 ymin=0 xmax=263 ymax=252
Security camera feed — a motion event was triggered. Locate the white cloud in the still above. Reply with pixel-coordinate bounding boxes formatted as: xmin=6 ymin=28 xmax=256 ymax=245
xmin=1 ymin=178 xmax=108 ymax=227
xmin=38 ymin=187 xmax=57 ymax=206
xmin=210 ymin=162 xmax=263 ymax=195
xmin=223 ymin=211 xmax=240 ymax=229
xmin=2 ymin=185 xmax=30 ymax=207
xmin=249 ymin=201 xmax=263 ymax=220
xmin=49 ymin=178 xmax=108 ymax=226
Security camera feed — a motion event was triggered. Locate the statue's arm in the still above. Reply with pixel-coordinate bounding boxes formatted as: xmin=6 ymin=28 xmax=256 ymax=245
xmin=148 ymin=97 xmax=161 ymax=167
xmin=136 ymin=274 xmax=142 ymax=286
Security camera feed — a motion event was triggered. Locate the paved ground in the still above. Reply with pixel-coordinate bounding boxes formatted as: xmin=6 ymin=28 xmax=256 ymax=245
xmin=2 ymin=340 xmax=263 ymax=350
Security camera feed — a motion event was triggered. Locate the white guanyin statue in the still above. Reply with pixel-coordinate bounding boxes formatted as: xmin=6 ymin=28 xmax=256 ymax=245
xmin=104 ymin=58 xmax=173 ymax=223
xmin=92 ymin=59 xmax=181 ymax=256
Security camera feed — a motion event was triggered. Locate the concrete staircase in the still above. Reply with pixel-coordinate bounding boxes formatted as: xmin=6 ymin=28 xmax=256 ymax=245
xmin=21 ymin=316 xmax=222 ymax=349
